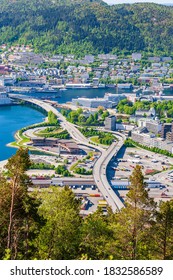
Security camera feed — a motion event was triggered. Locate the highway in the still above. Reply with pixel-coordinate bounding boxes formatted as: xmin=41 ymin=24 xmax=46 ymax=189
xmin=10 ymin=94 xmax=126 ymax=211
xmin=93 ymin=134 xmax=125 ymax=211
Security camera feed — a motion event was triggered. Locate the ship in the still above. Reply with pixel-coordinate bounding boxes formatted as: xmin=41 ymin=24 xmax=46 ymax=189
xmin=65 ymin=83 xmax=92 ymax=89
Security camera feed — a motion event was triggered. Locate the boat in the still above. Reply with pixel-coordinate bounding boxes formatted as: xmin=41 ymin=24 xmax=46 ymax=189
xmin=65 ymin=83 xmax=92 ymax=89
xmin=59 ymin=88 xmax=67 ymax=91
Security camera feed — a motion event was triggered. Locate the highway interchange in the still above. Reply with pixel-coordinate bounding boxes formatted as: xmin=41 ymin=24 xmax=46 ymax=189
xmin=10 ymin=94 xmax=126 ymax=211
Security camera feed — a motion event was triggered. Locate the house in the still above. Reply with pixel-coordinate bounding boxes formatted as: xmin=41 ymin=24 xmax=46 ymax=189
xmin=132 ymin=53 xmax=142 ymax=61
xmin=135 ymin=107 xmax=156 ymax=118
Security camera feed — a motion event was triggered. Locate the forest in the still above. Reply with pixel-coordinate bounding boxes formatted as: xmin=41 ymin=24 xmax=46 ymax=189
xmin=0 ymin=148 xmax=173 ymax=260
xmin=0 ymin=0 xmax=173 ymax=56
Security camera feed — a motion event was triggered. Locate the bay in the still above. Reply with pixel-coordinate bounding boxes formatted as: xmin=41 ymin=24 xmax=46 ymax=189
xmin=0 ymin=105 xmax=45 ymax=161
xmin=1 ymin=88 xmax=114 ymax=160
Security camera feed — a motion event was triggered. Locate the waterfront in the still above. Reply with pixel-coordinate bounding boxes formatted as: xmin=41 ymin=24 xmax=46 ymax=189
xmin=12 ymin=87 xmax=117 ymax=103
xmin=0 ymin=88 xmax=115 ymax=161
xmin=10 ymin=87 xmax=173 ymax=104
xmin=1 ymin=86 xmax=173 ymax=161
xmin=0 ymin=105 xmax=45 ymax=160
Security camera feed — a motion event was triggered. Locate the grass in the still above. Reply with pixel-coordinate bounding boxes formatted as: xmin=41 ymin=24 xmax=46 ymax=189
xmin=90 ymin=136 xmax=108 ymax=146
xmin=36 ymin=127 xmax=63 ymax=136
xmin=70 ymin=162 xmax=79 ymax=171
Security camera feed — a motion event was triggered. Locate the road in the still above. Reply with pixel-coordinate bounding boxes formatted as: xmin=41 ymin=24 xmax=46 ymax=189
xmin=93 ymin=134 xmax=125 ymax=211
xmin=10 ymin=94 xmax=126 ymax=211
xmin=10 ymin=94 xmax=105 ymax=151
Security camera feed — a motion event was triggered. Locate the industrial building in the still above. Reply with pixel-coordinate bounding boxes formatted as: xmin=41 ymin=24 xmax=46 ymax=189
xmin=30 ymin=137 xmax=81 ymax=154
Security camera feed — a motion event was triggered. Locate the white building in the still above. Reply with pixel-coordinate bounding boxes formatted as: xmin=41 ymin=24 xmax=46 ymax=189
xmin=0 ymin=92 xmax=12 ymax=105
xmin=66 ymin=83 xmax=92 ymax=89
xmin=104 ymin=93 xmax=126 ymax=104
xmin=132 ymin=53 xmax=142 ymax=61
xmin=72 ymin=97 xmax=113 ymax=109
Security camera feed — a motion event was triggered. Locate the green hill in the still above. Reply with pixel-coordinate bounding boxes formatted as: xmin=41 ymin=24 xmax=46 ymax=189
xmin=0 ymin=0 xmax=173 ymax=56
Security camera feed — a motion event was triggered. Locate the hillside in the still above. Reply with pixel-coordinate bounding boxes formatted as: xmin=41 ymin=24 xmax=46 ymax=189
xmin=0 ymin=0 xmax=173 ymax=56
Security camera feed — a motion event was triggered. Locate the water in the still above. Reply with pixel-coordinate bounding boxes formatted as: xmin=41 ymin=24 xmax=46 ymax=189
xmin=16 ymin=87 xmax=118 ymax=103
xmin=0 ymin=105 xmax=45 ymax=161
xmin=57 ymin=88 xmax=117 ymax=103
xmin=13 ymin=87 xmax=173 ymax=104
xmin=1 ymin=88 xmax=114 ymax=161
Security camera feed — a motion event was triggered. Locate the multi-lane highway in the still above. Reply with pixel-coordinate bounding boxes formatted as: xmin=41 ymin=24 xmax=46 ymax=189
xmin=93 ymin=134 xmax=125 ymax=211
xmin=10 ymin=94 xmax=126 ymax=211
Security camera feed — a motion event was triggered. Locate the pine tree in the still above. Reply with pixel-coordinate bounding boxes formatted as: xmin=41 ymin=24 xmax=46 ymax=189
xmin=79 ymin=208 xmax=113 ymax=260
xmin=0 ymin=148 xmax=41 ymax=259
xmin=36 ymin=186 xmax=82 ymax=260
xmin=109 ymin=165 xmax=156 ymax=260
xmin=150 ymin=200 xmax=173 ymax=259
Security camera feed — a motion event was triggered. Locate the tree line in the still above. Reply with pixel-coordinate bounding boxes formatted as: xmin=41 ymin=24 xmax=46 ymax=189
xmin=0 ymin=0 xmax=173 ymax=55
xmin=0 ymin=148 xmax=173 ymax=260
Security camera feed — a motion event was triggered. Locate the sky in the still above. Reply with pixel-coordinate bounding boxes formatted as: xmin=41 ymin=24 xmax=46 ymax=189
xmin=104 ymin=0 xmax=173 ymax=5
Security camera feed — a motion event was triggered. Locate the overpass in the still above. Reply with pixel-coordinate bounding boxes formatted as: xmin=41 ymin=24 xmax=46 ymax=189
xmin=93 ymin=134 xmax=125 ymax=211
xmin=10 ymin=94 xmax=125 ymax=211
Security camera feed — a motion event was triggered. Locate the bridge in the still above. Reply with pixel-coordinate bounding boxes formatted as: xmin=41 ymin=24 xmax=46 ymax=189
xmin=10 ymin=94 xmax=126 ymax=211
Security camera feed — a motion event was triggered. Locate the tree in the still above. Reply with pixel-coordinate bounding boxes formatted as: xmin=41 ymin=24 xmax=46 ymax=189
xmin=36 ymin=187 xmax=82 ymax=259
xmin=109 ymin=165 xmax=156 ymax=260
xmin=48 ymin=111 xmax=58 ymax=125
xmin=78 ymin=114 xmax=86 ymax=124
xmin=150 ymin=200 xmax=173 ymax=259
xmin=86 ymin=114 xmax=94 ymax=125
xmin=93 ymin=112 xmax=98 ymax=121
xmin=80 ymin=209 xmax=113 ymax=260
xmin=0 ymin=148 xmax=41 ymax=259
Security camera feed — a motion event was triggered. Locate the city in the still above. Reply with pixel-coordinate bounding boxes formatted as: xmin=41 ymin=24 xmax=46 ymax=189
xmin=0 ymin=0 xmax=173 ymax=261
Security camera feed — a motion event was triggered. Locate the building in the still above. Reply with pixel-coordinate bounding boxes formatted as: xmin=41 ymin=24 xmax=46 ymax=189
xmin=104 ymin=115 xmax=116 ymax=131
xmin=138 ymin=118 xmax=162 ymax=135
xmin=148 ymin=57 xmax=161 ymax=62
xmin=116 ymin=123 xmax=135 ymax=131
xmin=104 ymin=93 xmax=126 ymax=104
xmin=0 ymin=92 xmax=12 ymax=105
xmin=132 ymin=53 xmax=142 ymax=61
xmin=111 ymin=179 xmax=162 ymax=190
xmin=0 ymin=76 xmax=15 ymax=86
xmin=161 ymin=123 xmax=173 ymax=140
xmin=135 ymin=107 xmax=156 ymax=118
xmin=17 ymin=80 xmax=46 ymax=87
xmin=30 ymin=137 xmax=81 ymax=154
xmin=131 ymin=128 xmax=173 ymax=153
xmin=72 ymin=97 xmax=113 ymax=109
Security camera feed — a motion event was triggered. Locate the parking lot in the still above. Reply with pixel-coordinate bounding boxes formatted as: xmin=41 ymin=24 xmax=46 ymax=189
xmin=109 ymin=147 xmax=173 ymax=203
xmin=110 ymin=147 xmax=173 ymax=180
